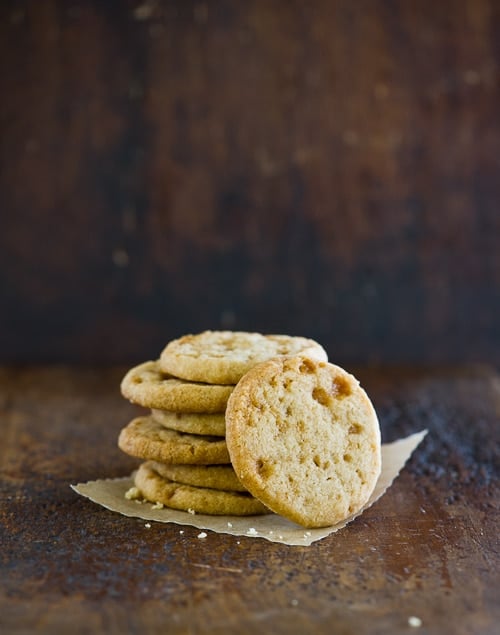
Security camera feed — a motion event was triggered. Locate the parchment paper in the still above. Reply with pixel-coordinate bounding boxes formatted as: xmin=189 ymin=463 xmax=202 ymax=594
xmin=71 ymin=430 xmax=427 ymax=545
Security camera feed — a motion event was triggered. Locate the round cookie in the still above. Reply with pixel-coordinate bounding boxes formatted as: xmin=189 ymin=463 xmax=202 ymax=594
xmin=135 ymin=462 xmax=269 ymax=516
xmin=118 ymin=416 xmax=230 ymax=464
xmin=225 ymin=356 xmax=381 ymax=528
xmin=151 ymin=409 xmax=226 ymax=437
xmin=121 ymin=361 xmax=233 ymax=413
xmin=150 ymin=460 xmax=247 ymax=492
xmin=159 ymin=330 xmax=328 ymax=385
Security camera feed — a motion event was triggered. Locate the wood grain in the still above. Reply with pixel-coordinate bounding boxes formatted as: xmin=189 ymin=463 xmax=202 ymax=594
xmin=0 ymin=0 xmax=499 ymax=365
xmin=1 ymin=364 xmax=498 ymax=634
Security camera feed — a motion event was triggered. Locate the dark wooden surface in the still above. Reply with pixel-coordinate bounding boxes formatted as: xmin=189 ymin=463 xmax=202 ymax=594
xmin=1 ymin=364 xmax=498 ymax=634
xmin=1 ymin=0 xmax=499 ymax=366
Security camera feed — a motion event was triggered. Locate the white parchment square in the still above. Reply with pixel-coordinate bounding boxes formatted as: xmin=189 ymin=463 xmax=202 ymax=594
xmin=72 ymin=430 xmax=427 ymax=545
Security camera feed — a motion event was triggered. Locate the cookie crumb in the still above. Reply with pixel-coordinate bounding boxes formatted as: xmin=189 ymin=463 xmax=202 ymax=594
xmin=125 ymin=486 xmax=141 ymax=500
xmin=197 ymin=532 xmax=207 ymax=539
xmin=188 ymin=508 xmax=196 ymax=515
xmin=227 ymin=522 xmax=233 ymax=528
xmin=151 ymin=501 xmax=164 ymax=509
xmin=408 ymin=616 xmax=422 ymax=628
xmin=145 ymin=523 xmax=151 ymax=528
xmin=247 ymin=527 xmax=258 ymax=535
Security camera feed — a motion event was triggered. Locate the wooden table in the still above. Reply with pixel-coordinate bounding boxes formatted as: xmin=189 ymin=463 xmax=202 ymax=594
xmin=1 ymin=365 xmax=498 ymax=634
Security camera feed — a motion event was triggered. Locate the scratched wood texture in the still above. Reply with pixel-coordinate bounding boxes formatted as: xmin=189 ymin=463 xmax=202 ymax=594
xmin=0 ymin=364 xmax=498 ymax=634
xmin=0 ymin=0 xmax=499 ymax=366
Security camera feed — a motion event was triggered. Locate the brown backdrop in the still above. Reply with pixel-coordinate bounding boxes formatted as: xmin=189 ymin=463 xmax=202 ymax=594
xmin=1 ymin=0 xmax=499 ymax=365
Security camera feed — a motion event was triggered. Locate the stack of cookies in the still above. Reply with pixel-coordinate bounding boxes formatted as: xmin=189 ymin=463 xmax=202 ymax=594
xmin=118 ymin=331 xmax=329 ymax=518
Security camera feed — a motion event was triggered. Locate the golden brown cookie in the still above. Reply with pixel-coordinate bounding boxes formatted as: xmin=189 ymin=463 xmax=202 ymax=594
xmin=225 ymin=356 xmax=381 ymax=528
xmin=120 ymin=361 xmax=233 ymax=413
xmin=151 ymin=409 xmax=226 ymax=437
xmin=159 ymin=330 xmax=328 ymax=385
xmin=118 ymin=416 xmax=230 ymax=464
xmin=134 ymin=462 xmax=269 ymax=516
xmin=150 ymin=460 xmax=247 ymax=492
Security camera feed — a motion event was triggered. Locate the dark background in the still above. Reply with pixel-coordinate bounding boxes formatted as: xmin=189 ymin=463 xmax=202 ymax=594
xmin=1 ymin=0 xmax=499 ymax=366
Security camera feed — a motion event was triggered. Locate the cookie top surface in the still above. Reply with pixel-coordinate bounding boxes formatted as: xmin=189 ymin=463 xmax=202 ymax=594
xmin=225 ymin=356 xmax=381 ymax=528
xmin=151 ymin=409 xmax=226 ymax=437
xmin=159 ymin=331 xmax=328 ymax=385
xmin=120 ymin=361 xmax=233 ymax=413
xmin=118 ymin=416 xmax=230 ymax=464
xmin=150 ymin=461 xmax=247 ymax=492
xmin=134 ymin=462 xmax=269 ymax=516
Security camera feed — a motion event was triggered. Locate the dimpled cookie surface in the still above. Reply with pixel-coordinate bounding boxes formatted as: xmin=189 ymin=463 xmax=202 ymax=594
xmin=225 ymin=356 xmax=381 ymax=528
xmin=134 ymin=462 xmax=269 ymax=516
xmin=118 ymin=416 xmax=231 ymax=464
xmin=150 ymin=461 xmax=247 ymax=492
xmin=151 ymin=409 xmax=226 ymax=437
xmin=120 ymin=361 xmax=233 ymax=413
xmin=159 ymin=331 xmax=328 ymax=385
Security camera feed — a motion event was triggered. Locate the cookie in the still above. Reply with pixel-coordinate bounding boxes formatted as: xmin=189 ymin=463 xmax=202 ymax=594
xmin=120 ymin=361 xmax=233 ymax=413
xmin=159 ymin=330 xmax=328 ymax=385
xmin=150 ymin=461 xmax=247 ymax=492
xmin=151 ymin=409 xmax=226 ymax=437
xmin=225 ymin=356 xmax=381 ymax=528
xmin=134 ymin=462 xmax=269 ymax=516
xmin=118 ymin=416 xmax=230 ymax=464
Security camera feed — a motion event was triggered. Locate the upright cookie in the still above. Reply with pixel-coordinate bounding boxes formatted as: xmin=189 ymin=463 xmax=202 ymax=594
xmin=159 ymin=331 xmax=328 ymax=385
xmin=118 ymin=416 xmax=230 ymax=464
xmin=225 ymin=356 xmax=381 ymax=528
xmin=150 ymin=461 xmax=247 ymax=492
xmin=121 ymin=361 xmax=233 ymax=413
xmin=135 ymin=462 xmax=269 ymax=516
xmin=151 ymin=409 xmax=226 ymax=437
